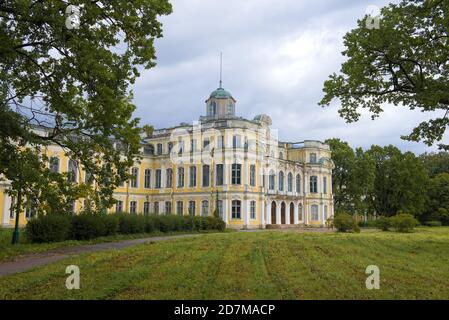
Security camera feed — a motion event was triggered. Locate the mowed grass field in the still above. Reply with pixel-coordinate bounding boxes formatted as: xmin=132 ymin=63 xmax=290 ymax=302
xmin=1 ymin=227 xmax=449 ymax=299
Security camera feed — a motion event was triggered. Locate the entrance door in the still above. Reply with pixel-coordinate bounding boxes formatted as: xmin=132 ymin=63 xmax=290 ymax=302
xmin=290 ymin=203 xmax=294 ymax=224
xmin=281 ymin=202 xmax=286 ymax=224
xmin=271 ymin=202 xmax=277 ymax=224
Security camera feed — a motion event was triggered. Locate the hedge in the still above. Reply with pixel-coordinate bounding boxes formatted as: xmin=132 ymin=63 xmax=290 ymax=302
xmin=25 ymin=213 xmax=226 ymax=243
xmin=333 ymin=213 xmax=360 ymax=233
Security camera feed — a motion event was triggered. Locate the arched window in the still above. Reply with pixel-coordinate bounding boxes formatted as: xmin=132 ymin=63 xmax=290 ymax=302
xmin=298 ymin=204 xmax=303 ymax=221
xmin=296 ymin=174 xmax=301 ymax=193
xmin=269 ymin=170 xmax=275 ymax=190
xmin=287 ymin=173 xmax=293 ymax=192
xmin=311 ymin=204 xmax=319 ymax=221
xmin=68 ymin=159 xmax=78 ymax=183
xmin=279 ymin=171 xmax=284 ymax=191
xmin=310 ymin=153 xmax=317 ymax=163
xmin=279 ymin=152 xmax=283 ymax=159
xmin=201 ymin=200 xmax=209 ymax=217
xmin=310 ymin=176 xmax=318 ymax=193
xmin=49 ymin=157 xmax=60 ymax=173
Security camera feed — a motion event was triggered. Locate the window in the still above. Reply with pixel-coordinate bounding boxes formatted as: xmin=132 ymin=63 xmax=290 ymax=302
xmin=201 ymin=200 xmax=209 ymax=217
xmin=217 ymin=135 xmax=224 ymax=149
xmin=323 ymin=177 xmax=327 ymax=194
xmin=155 ymin=169 xmax=162 ymax=189
xmin=130 ymin=167 xmax=139 ymax=188
xmin=250 ymin=165 xmax=256 ymax=187
xmin=203 ymin=138 xmax=210 ymax=150
xmin=116 ymin=200 xmax=123 ymax=213
xmin=68 ymin=159 xmax=78 ymax=183
xmin=311 ymin=204 xmax=319 ymax=221
xmin=188 ymin=201 xmax=195 ymax=216
xmin=144 ymin=144 xmax=154 ymax=155
xmin=202 ymin=165 xmax=210 ymax=187
xmin=85 ymin=170 xmax=94 ymax=185
xmin=217 ymin=200 xmax=223 ymax=218
xmin=9 ymin=196 xmax=15 ymax=219
xmin=216 ymin=164 xmax=224 ymax=186
xmin=250 ymin=201 xmax=256 ymax=219
xmin=25 ymin=198 xmax=37 ymax=219
xmin=286 ymin=173 xmax=292 ymax=192
xmin=49 ymin=157 xmax=60 ymax=173
xmin=130 ymin=201 xmax=137 ymax=214
xmin=296 ymin=174 xmax=301 ymax=193
xmin=167 ymin=142 xmax=173 ymax=153
xmin=324 ymin=205 xmax=328 ymax=221
xmin=310 ymin=153 xmax=317 ymax=163
xmin=279 ymin=152 xmax=284 ymax=159
xmin=231 ymin=200 xmax=241 ymax=219
xmin=177 ymin=167 xmax=184 ymax=188
xmin=176 ymin=201 xmax=183 ymax=216
xmin=298 ymin=205 xmax=303 ymax=221
xmin=144 ymin=201 xmax=150 ymax=215
xmin=154 ymin=202 xmax=159 ymax=214
xmin=227 ymin=102 xmax=233 ymax=115
xmin=166 ymin=168 xmax=173 ymax=188
xmin=189 ymin=166 xmax=197 ymax=187
xmin=279 ymin=171 xmax=284 ymax=191
xmin=310 ymin=176 xmax=318 ymax=193
xmin=190 ymin=139 xmax=197 ymax=153
xmin=269 ymin=171 xmax=275 ymax=190
xmin=165 ymin=201 xmax=172 ymax=214
xmin=178 ymin=139 xmax=184 ymax=154
xmin=157 ymin=143 xmax=163 ymax=155
xmin=144 ymin=169 xmax=151 ymax=189
xmin=232 ymin=135 xmax=241 ymax=148
xmin=231 ymin=164 xmax=241 ymax=185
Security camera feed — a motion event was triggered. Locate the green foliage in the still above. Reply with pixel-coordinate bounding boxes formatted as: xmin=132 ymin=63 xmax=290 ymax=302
xmin=390 ymin=213 xmax=419 ymax=233
xmin=333 ymin=213 xmax=358 ymax=232
xmin=424 ymin=173 xmax=449 ymax=225
xmin=423 ymin=221 xmax=442 ymax=227
xmin=0 ymin=1 xmax=172 ymax=216
xmin=375 ymin=216 xmax=392 ymax=231
xmin=25 ymin=214 xmax=71 ymax=243
xmin=320 ymin=0 xmax=449 ymax=150
xmin=420 ymin=152 xmax=449 ymax=177
xmin=25 ymin=213 xmax=226 ymax=243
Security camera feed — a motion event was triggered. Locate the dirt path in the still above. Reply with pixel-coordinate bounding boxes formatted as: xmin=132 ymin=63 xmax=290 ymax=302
xmin=0 ymin=234 xmax=201 ymax=277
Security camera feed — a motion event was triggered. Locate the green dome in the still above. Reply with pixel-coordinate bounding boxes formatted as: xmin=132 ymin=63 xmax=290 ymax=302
xmin=209 ymin=87 xmax=233 ymax=99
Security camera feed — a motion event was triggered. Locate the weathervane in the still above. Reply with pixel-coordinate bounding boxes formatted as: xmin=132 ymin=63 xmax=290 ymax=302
xmin=219 ymin=52 xmax=222 ymax=88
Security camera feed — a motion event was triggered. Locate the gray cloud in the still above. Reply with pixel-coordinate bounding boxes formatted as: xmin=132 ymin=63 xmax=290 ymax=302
xmin=132 ymin=0 xmax=448 ymax=154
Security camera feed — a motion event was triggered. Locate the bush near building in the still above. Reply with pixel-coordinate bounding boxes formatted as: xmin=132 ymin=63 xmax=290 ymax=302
xmin=25 ymin=213 xmax=226 ymax=243
xmin=333 ymin=213 xmax=360 ymax=233
xmin=390 ymin=213 xmax=419 ymax=233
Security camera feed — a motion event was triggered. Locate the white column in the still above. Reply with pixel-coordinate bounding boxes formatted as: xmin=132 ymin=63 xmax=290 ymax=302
xmin=321 ymin=204 xmax=325 ymax=226
xmin=2 ymin=192 xmax=11 ymax=226
xmin=222 ymin=198 xmax=228 ymax=225
xmin=294 ymin=204 xmax=299 ymax=224
xmin=286 ymin=205 xmax=291 ymax=224
xmin=276 ymin=201 xmax=281 ymax=225
xmin=261 ymin=200 xmax=265 ymax=227
xmin=265 ymin=201 xmax=271 ymax=224
xmin=243 ymin=199 xmax=248 ymax=228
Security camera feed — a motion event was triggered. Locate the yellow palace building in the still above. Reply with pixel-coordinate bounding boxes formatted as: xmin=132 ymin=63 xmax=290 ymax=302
xmin=0 ymin=84 xmax=334 ymax=229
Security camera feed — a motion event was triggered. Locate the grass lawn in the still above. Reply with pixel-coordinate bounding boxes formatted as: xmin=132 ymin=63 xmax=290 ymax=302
xmin=0 ymin=228 xmax=221 ymax=262
xmin=1 ymin=227 xmax=449 ymax=299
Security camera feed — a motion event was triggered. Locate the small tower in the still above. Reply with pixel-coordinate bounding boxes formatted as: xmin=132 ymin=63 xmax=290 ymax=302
xmin=203 ymin=53 xmax=236 ymax=120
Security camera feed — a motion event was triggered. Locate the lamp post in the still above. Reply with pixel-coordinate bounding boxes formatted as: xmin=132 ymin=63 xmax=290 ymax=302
xmin=11 ymin=189 xmax=22 ymax=245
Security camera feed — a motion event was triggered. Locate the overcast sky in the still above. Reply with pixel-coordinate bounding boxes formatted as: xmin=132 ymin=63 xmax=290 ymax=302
xmin=131 ymin=0 xmax=448 ymax=154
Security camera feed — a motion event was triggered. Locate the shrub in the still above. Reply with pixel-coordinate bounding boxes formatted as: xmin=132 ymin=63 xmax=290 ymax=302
xmin=358 ymin=220 xmax=377 ymax=228
xmin=117 ymin=213 xmax=145 ymax=234
xmin=333 ymin=213 xmax=358 ymax=232
xmin=390 ymin=213 xmax=419 ymax=233
xmin=102 ymin=214 xmax=119 ymax=236
xmin=25 ymin=214 xmax=71 ymax=243
xmin=376 ymin=216 xmax=391 ymax=231
xmin=71 ymin=213 xmax=107 ymax=240
xmin=423 ymin=220 xmax=442 ymax=227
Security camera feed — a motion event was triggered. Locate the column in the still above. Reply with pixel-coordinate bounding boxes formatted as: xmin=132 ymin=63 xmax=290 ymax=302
xmin=321 ymin=204 xmax=325 ymax=226
xmin=2 ymin=192 xmax=11 ymax=226
xmin=243 ymin=198 xmax=248 ymax=228
xmin=276 ymin=201 xmax=281 ymax=225
xmin=294 ymin=204 xmax=299 ymax=224
xmin=265 ymin=201 xmax=271 ymax=224
xmin=222 ymin=198 xmax=228 ymax=226
xmin=286 ymin=206 xmax=290 ymax=224
xmin=261 ymin=200 xmax=265 ymax=227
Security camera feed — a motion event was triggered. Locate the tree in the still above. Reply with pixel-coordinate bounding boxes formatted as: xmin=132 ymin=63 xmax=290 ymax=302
xmin=366 ymin=145 xmax=428 ymax=217
xmin=419 ymin=151 xmax=449 ymax=177
xmin=0 ymin=0 xmax=172 ymax=231
xmin=325 ymin=138 xmax=374 ymax=215
xmin=320 ymin=0 xmax=449 ymax=150
xmin=425 ymin=173 xmax=449 ymax=224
